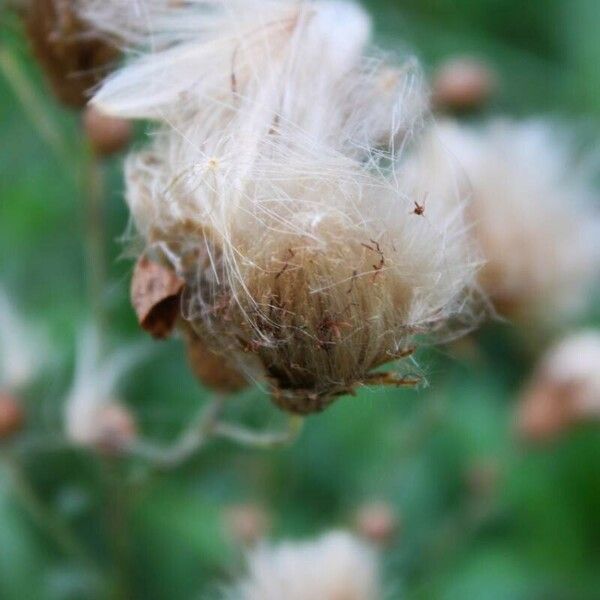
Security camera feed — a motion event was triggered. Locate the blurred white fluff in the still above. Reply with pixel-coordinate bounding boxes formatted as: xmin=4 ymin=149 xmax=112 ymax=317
xmin=84 ymin=1 xmax=479 ymax=412
xmin=518 ymin=330 xmax=600 ymax=441
xmin=413 ymin=119 xmax=600 ymax=324
xmin=64 ymin=328 xmax=142 ymax=447
xmin=0 ymin=288 xmax=45 ymax=391
xmin=226 ymin=531 xmax=380 ymax=600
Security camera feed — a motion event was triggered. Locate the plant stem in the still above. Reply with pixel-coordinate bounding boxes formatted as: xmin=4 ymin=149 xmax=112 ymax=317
xmin=0 ymin=45 xmax=73 ymax=179
xmin=0 ymin=451 xmax=102 ymax=579
xmin=130 ymin=394 xmax=227 ymax=469
xmin=83 ymin=153 xmax=108 ymax=339
xmin=100 ymin=459 xmax=132 ymax=600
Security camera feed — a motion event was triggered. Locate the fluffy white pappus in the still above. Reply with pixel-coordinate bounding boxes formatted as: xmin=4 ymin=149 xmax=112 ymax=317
xmin=87 ymin=1 xmax=479 ymax=413
xmin=225 ymin=531 xmax=380 ymax=600
xmin=64 ymin=328 xmax=143 ymax=447
xmin=0 ymin=288 xmax=46 ymax=392
xmin=416 ymin=119 xmax=600 ymax=324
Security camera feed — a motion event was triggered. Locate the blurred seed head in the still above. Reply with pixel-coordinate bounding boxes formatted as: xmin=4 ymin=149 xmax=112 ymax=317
xmin=517 ymin=330 xmax=600 ymax=443
xmin=223 ymin=503 xmax=271 ymax=547
xmin=432 ymin=56 xmax=498 ymax=113
xmin=83 ymin=105 xmax=132 ymax=157
xmin=64 ymin=327 xmax=144 ymax=454
xmin=411 ymin=119 xmax=600 ymax=327
xmin=354 ymin=501 xmax=399 ymax=547
xmin=0 ymin=391 xmax=26 ymax=440
xmin=225 ymin=530 xmax=380 ymax=600
xmin=89 ymin=0 xmax=480 ymax=414
xmin=23 ymin=0 xmax=119 ymax=108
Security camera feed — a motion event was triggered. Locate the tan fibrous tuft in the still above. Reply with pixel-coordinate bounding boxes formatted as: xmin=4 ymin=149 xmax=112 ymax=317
xmin=24 ymin=0 xmax=119 ymax=108
xmin=89 ymin=0 xmax=481 ymax=413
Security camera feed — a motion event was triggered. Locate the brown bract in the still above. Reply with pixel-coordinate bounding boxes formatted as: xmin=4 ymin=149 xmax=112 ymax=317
xmin=131 ymin=256 xmax=185 ymax=339
xmin=24 ymin=0 xmax=119 ymax=108
xmin=184 ymin=327 xmax=248 ymax=393
xmin=0 ymin=391 xmax=26 ymax=440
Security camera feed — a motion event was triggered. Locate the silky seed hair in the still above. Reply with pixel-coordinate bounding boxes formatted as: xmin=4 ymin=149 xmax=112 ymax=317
xmin=84 ymin=0 xmax=480 ymax=412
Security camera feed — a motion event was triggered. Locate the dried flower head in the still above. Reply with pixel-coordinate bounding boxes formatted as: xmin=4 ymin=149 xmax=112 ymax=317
xmin=83 ymin=105 xmax=132 ymax=156
xmin=517 ymin=330 xmax=600 ymax=442
xmin=23 ymin=0 xmax=119 ymax=108
xmin=87 ymin=0 xmax=479 ymax=413
xmin=225 ymin=531 xmax=380 ymax=600
xmin=432 ymin=56 xmax=497 ymax=113
xmin=411 ymin=119 xmax=600 ymax=325
xmin=64 ymin=328 xmax=142 ymax=452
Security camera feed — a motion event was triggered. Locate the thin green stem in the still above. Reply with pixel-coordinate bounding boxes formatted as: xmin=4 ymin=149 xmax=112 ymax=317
xmin=0 ymin=45 xmax=73 ymax=180
xmin=83 ymin=153 xmax=108 ymax=340
xmin=1 ymin=451 xmax=102 ymax=579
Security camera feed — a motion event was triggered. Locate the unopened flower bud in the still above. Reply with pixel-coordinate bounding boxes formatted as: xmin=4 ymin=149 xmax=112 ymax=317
xmin=354 ymin=501 xmax=398 ymax=546
xmin=517 ymin=331 xmax=600 ymax=443
xmin=224 ymin=503 xmax=271 ymax=547
xmin=83 ymin=106 xmax=132 ymax=157
xmin=0 ymin=391 xmax=25 ymax=440
xmin=92 ymin=403 xmax=137 ymax=456
xmin=432 ymin=56 xmax=497 ymax=113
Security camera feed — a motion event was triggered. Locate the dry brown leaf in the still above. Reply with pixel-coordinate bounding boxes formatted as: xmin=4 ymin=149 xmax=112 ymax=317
xmin=131 ymin=256 xmax=184 ymax=339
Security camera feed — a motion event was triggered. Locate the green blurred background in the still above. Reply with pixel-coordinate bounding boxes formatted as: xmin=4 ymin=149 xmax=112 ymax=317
xmin=1 ymin=1 xmax=599 ymax=598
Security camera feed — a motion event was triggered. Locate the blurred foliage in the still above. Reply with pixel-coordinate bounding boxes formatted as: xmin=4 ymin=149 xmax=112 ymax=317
xmin=1 ymin=1 xmax=599 ymax=599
